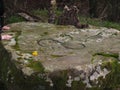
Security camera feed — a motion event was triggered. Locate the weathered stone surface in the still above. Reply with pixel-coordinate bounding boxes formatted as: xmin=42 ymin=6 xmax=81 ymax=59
xmin=1 ymin=22 xmax=120 ymax=89
xmin=2 ymin=22 xmax=120 ymax=73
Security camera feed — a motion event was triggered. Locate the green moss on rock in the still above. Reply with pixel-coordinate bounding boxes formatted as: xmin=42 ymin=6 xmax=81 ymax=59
xmin=27 ymin=61 xmax=44 ymax=73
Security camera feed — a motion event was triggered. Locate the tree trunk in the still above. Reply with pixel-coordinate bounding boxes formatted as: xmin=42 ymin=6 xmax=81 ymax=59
xmin=57 ymin=5 xmax=88 ymax=28
xmin=48 ymin=0 xmax=57 ymax=24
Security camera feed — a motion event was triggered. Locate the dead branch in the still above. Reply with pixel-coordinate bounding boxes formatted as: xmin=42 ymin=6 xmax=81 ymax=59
xmin=17 ymin=10 xmax=45 ymax=22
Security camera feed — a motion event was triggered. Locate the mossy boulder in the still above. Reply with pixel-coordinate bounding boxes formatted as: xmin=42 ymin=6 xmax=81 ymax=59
xmin=0 ymin=22 xmax=120 ymax=90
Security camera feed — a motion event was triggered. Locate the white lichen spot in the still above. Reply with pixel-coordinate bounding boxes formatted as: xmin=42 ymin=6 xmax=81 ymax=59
xmin=68 ymin=75 xmax=72 ymax=79
xmin=75 ymin=66 xmax=82 ymax=71
xmin=46 ymin=77 xmax=54 ymax=87
xmin=83 ymin=77 xmax=92 ymax=88
xmin=90 ymin=72 xmax=99 ymax=81
xmin=22 ymin=67 xmax=34 ymax=76
xmin=50 ymin=82 xmax=54 ymax=87
xmin=24 ymin=60 xmax=29 ymax=64
xmin=74 ymin=77 xmax=80 ymax=81
xmin=21 ymin=53 xmax=32 ymax=59
xmin=66 ymin=76 xmax=73 ymax=87
xmin=69 ymin=31 xmax=79 ymax=35
xmin=66 ymin=83 xmax=71 ymax=87
xmin=8 ymin=38 xmax=16 ymax=46
xmin=102 ymin=68 xmax=110 ymax=78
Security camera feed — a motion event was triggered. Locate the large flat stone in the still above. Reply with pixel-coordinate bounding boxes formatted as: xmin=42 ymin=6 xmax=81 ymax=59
xmin=2 ymin=22 xmax=120 ymax=74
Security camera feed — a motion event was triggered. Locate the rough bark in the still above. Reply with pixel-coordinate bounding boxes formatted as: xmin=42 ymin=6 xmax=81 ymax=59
xmin=48 ymin=0 xmax=57 ymax=24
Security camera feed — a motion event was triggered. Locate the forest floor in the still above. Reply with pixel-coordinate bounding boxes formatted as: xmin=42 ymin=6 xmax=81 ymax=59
xmin=5 ymin=9 xmax=120 ymax=31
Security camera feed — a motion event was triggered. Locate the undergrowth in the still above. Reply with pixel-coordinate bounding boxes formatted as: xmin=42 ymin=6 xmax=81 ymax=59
xmin=5 ymin=9 xmax=120 ymax=30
